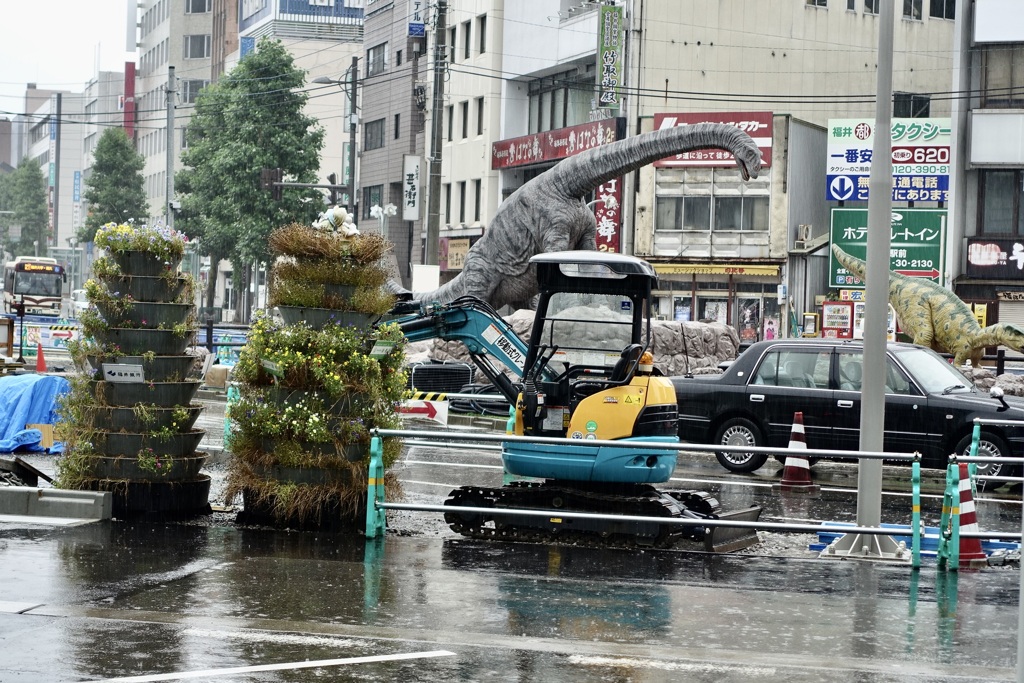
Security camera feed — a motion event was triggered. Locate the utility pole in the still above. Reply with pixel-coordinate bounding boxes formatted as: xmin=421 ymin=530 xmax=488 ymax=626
xmin=425 ymin=0 xmax=448 ymax=266
xmin=348 ymin=56 xmax=359 ymax=214
xmin=166 ymin=66 xmax=176 ymax=230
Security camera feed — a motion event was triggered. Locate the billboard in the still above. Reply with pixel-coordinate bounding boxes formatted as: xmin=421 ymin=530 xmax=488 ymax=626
xmin=829 ymin=208 xmax=946 ymax=287
xmin=597 ymin=6 xmax=623 ymax=109
xmin=966 ymin=237 xmax=1024 ymax=279
xmin=652 ymin=112 xmax=773 ymax=168
xmin=826 ymin=118 xmax=951 ymax=202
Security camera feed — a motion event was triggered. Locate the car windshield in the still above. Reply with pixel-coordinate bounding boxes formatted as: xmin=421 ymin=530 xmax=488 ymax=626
xmin=891 ymin=346 xmax=973 ymax=394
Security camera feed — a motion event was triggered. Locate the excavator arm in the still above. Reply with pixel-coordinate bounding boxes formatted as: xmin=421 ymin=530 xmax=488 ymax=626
xmin=392 ymin=296 xmax=555 ymax=405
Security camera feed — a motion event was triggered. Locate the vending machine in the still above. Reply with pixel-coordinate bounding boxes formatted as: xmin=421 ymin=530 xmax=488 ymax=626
xmin=821 ymin=301 xmax=854 ymax=339
xmin=852 ymin=301 xmax=898 ymax=341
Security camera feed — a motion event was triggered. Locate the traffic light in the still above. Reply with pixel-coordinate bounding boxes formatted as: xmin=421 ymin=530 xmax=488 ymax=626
xmin=260 ymin=168 xmax=283 ymax=201
xmin=327 ymin=173 xmax=339 ymax=206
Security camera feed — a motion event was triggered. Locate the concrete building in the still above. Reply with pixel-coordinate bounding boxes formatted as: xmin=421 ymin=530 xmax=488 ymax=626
xmin=947 ymin=0 xmax=1024 ymax=330
xmin=22 ymin=91 xmax=84 ymax=253
xmin=455 ymin=0 xmax=957 ymax=339
xmin=134 ymin=0 xmax=214 ymax=222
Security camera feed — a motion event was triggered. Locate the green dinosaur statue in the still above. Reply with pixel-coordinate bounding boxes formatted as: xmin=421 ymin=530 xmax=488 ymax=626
xmin=831 ymin=244 xmax=1024 ymax=366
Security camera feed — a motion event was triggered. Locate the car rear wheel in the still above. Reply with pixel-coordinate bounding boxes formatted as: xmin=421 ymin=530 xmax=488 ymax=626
xmin=714 ymin=418 xmax=769 ymax=473
xmin=954 ymin=431 xmax=1016 ymax=491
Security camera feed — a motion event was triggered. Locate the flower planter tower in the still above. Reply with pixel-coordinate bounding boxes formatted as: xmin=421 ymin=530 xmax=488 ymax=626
xmin=56 ymin=223 xmax=210 ymax=519
xmin=227 ymin=209 xmax=407 ymax=531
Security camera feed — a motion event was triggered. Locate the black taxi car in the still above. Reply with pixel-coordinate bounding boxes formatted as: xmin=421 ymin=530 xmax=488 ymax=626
xmin=672 ymin=338 xmax=1024 ymax=480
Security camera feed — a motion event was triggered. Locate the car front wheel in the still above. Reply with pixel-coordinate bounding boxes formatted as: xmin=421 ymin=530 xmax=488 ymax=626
xmin=714 ymin=418 xmax=769 ymax=473
xmin=954 ymin=431 xmax=1015 ymax=491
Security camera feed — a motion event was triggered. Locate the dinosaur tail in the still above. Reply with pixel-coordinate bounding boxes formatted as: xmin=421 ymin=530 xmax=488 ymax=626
xmin=831 ymin=244 xmax=867 ymax=280
xmin=547 ymin=122 xmax=763 ymax=199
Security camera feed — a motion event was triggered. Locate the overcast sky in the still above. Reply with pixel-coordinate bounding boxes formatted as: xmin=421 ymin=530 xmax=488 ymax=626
xmin=0 ymin=0 xmax=132 ymax=117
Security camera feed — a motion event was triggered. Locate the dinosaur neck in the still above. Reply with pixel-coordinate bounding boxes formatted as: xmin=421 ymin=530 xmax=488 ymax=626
xmin=548 ymin=123 xmax=755 ymax=198
xmin=832 ymin=247 xmax=867 ymax=280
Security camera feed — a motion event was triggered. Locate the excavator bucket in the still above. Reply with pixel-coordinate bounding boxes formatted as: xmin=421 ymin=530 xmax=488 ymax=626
xmin=703 ymin=506 xmax=762 ymax=553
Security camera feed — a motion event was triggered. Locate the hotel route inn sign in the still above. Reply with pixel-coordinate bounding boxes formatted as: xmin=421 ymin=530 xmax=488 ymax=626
xmin=829 ymin=208 xmax=946 ymax=287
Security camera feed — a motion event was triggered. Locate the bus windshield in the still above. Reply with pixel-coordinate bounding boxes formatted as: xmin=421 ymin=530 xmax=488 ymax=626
xmin=14 ymin=272 xmax=63 ymax=297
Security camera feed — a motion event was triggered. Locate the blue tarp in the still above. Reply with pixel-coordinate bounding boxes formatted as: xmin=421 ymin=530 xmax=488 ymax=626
xmin=0 ymin=374 xmax=70 ymax=453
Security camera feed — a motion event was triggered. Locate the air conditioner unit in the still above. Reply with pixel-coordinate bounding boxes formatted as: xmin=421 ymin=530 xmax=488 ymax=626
xmin=797 ymin=224 xmax=813 ymax=242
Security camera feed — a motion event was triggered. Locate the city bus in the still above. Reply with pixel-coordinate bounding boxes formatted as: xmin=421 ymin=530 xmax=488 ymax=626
xmin=3 ymin=256 xmax=66 ymax=317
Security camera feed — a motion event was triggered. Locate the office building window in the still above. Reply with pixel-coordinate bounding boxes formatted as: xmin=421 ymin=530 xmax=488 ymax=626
xmin=183 ymin=34 xmax=210 ymax=59
xmin=475 ymin=96 xmax=484 ymax=135
xmin=806 ymin=0 xmax=826 ymax=7
xmin=655 ymin=168 xmax=770 ymax=233
xmin=396 ymin=49 xmax=402 ymax=67
xmin=477 ymin=15 xmax=487 ymax=53
xmin=458 ymin=181 xmax=466 ymax=223
xmin=473 ymin=179 xmax=482 ymax=222
xmin=929 ymin=0 xmax=954 ymax=19
xmin=446 ymin=105 xmax=454 ymax=141
xmin=367 ymin=42 xmax=387 ymax=77
xmin=448 ymin=27 xmax=456 ymax=62
xmin=903 ymin=0 xmax=922 ymax=19
xmin=394 ymin=113 xmax=400 ymax=139
xmin=444 ymin=183 xmax=451 ymax=223
xmin=362 ymin=185 xmax=383 ymax=220
xmin=893 ymin=92 xmax=930 ymax=118
xmin=181 ymin=79 xmax=209 ymax=104
xmin=528 ymin=67 xmax=594 ymax=133
xmin=185 ymin=0 xmax=210 ymax=13
xmin=865 ymin=0 xmax=878 ymax=13
xmin=982 ymin=45 xmax=1024 ymax=108
xmin=461 ymin=101 xmax=469 ymax=139
xmin=364 ymin=118 xmax=385 ymax=151
xmin=980 ymin=170 xmax=1024 ymax=235
xmin=463 ymin=21 xmax=471 ymax=58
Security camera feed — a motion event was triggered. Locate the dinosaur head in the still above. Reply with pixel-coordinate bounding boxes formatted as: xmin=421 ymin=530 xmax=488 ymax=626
xmin=733 ymin=138 xmax=762 ymax=181
xmin=999 ymin=323 xmax=1024 ymax=353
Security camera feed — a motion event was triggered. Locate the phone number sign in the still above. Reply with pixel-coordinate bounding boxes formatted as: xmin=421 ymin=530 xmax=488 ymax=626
xmin=829 ymin=208 xmax=946 ymax=287
xmin=826 ymin=118 xmax=951 ymax=201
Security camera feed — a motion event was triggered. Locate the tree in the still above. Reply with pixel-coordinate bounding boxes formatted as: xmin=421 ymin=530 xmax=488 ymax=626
xmin=0 ymin=171 xmax=14 ymax=259
xmin=81 ymin=127 xmax=148 ymax=242
xmin=9 ymin=160 xmax=48 ymax=257
xmin=176 ymin=38 xmax=325 ymax=322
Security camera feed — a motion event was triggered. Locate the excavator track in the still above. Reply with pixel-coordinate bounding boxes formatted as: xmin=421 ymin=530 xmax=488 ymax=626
xmin=442 ymin=481 xmax=730 ymax=550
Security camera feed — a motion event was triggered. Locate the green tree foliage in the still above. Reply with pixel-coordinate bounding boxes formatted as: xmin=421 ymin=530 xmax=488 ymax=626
xmin=81 ymin=127 xmax=148 ymax=242
xmin=0 ymin=171 xmax=14 ymax=258
xmin=9 ymin=160 xmax=49 ymax=257
xmin=176 ymin=38 xmax=325 ymax=318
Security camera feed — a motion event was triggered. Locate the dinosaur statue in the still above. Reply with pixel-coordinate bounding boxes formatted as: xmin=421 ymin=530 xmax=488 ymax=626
xmin=393 ymin=123 xmax=763 ymax=310
xmin=831 ymin=244 xmax=1024 ymax=366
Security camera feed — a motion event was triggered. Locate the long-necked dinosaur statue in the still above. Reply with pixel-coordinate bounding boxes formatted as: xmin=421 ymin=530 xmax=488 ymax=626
xmin=392 ymin=123 xmax=762 ymax=310
xmin=831 ymin=244 xmax=1024 ymax=366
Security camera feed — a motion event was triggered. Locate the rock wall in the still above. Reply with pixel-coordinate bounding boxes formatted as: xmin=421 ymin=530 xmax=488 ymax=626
xmin=404 ymin=309 xmax=740 ymax=379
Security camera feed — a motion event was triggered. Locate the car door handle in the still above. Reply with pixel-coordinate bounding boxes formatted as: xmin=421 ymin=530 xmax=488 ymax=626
xmin=750 ymin=394 xmax=765 ymax=402
xmin=837 ymin=400 xmax=854 ymax=408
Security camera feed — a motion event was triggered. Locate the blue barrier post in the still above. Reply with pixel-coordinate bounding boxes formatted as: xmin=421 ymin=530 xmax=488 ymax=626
xmin=937 ymin=461 xmax=958 ymax=570
xmin=911 ymin=455 xmax=922 ymax=568
xmin=224 ymin=383 xmax=240 ymax=450
xmin=365 ymin=435 xmax=386 ymax=538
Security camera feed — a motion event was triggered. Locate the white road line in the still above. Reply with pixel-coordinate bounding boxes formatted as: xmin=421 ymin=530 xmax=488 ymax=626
xmin=93 ymin=650 xmax=456 ymax=682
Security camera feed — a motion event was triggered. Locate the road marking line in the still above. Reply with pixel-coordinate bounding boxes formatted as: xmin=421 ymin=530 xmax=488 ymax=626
xmin=93 ymin=650 xmax=456 ymax=682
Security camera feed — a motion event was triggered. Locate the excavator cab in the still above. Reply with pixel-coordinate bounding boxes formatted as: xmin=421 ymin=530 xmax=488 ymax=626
xmin=509 ymin=252 xmax=680 ymax=483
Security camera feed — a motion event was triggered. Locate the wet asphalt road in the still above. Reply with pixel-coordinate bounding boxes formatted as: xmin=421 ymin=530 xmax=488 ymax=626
xmin=1 ymin=402 xmax=1023 ymax=681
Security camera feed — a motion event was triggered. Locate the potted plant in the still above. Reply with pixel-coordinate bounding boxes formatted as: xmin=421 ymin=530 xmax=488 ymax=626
xmin=226 ymin=212 xmax=408 ymax=530
xmin=55 ymin=221 xmax=209 ymax=519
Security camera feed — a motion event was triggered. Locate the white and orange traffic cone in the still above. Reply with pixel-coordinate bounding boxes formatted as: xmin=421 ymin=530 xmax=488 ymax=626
xmin=35 ymin=342 xmax=47 ymax=373
xmin=955 ymin=463 xmax=988 ymax=568
xmin=774 ymin=411 xmax=820 ymax=494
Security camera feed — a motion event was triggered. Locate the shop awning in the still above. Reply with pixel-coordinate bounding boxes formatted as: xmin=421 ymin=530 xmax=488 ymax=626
xmin=652 ymin=263 xmax=780 ymax=276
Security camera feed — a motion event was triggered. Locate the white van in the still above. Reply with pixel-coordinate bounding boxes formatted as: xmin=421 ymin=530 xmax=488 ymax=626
xmin=71 ymin=289 xmax=89 ymax=316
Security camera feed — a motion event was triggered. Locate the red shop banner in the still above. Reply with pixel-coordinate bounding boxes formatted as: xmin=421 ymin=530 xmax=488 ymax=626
xmin=491 ymin=118 xmax=626 ymax=170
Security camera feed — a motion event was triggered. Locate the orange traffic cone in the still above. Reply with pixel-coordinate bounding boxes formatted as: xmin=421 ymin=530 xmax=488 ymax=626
xmin=775 ymin=412 xmax=820 ymax=494
xmin=955 ymin=463 xmax=988 ymax=568
xmin=35 ymin=342 xmax=47 ymax=373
